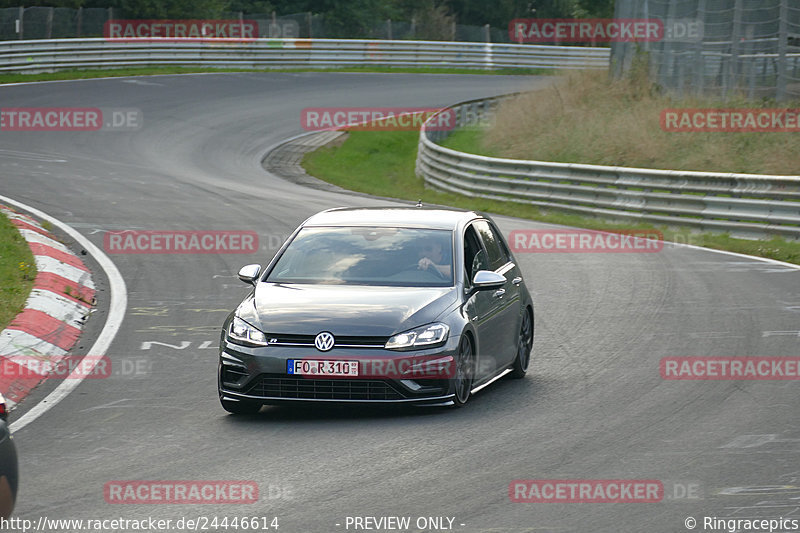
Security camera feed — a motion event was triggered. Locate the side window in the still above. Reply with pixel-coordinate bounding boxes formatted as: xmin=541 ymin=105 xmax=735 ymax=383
xmin=473 ymin=220 xmax=510 ymax=271
xmin=463 ymin=225 xmax=484 ymax=285
xmin=493 ymin=224 xmax=513 ymax=262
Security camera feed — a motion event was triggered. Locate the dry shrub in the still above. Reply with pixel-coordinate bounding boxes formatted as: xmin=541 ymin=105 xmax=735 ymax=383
xmin=483 ymin=68 xmax=800 ymax=175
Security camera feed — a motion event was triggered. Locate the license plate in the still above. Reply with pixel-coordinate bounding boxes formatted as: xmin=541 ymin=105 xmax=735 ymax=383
xmin=288 ymin=359 xmax=359 ymax=377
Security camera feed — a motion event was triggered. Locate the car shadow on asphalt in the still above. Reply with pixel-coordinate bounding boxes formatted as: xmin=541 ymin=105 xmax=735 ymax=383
xmin=219 ymin=373 xmax=550 ymax=424
xmin=223 ymin=402 xmax=451 ymax=423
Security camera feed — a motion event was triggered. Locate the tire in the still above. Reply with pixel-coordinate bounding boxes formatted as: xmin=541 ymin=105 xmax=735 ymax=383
xmin=452 ymin=336 xmax=475 ymax=407
xmin=510 ymin=308 xmax=533 ymax=379
xmin=220 ymin=397 xmax=262 ymax=415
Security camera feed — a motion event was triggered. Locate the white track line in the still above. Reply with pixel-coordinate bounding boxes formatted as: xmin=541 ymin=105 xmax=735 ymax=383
xmin=669 ymin=242 xmax=800 ymax=270
xmin=0 ymin=194 xmax=127 ymax=432
xmin=495 ymin=215 xmax=800 ymax=271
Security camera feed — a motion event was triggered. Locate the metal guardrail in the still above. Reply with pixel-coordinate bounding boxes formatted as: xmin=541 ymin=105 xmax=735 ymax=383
xmin=416 ymin=96 xmax=800 ymax=240
xmin=0 ymin=38 xmax=610 ymax=73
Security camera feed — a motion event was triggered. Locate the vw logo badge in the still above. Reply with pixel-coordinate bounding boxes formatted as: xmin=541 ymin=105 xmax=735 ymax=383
xmin=314 ymin=332 xmax=335 ymax=352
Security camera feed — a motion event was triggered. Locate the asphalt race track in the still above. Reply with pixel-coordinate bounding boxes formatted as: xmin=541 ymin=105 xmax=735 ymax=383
xmin=1 ymin=72 xmax=799 ymax=533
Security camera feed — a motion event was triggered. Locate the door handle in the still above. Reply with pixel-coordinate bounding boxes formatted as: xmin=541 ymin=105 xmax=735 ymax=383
xmin=493 ymin=288 xmax=506 ymax=298
xmin=512 ymin=277 xmax=522 ymax=285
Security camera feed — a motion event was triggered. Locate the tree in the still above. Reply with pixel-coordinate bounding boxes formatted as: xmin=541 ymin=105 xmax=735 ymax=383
xmin=411 ymin=1 xmax=455 ymax=41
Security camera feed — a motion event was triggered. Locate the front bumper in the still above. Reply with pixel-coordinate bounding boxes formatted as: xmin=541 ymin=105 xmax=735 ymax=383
xmin=218 ymin=335 xmax=461 ymax=405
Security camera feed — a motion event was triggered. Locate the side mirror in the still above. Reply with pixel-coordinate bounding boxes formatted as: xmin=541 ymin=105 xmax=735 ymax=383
xmin=469 ymin=270 xmax=506 ymax=293
xmin=237 ymin=264 xmax=261 ymax=285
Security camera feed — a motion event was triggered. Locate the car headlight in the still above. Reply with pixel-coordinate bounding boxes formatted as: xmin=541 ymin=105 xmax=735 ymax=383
xmin=385 ymin=323 xmax=449 ymax=351
xmin=227 ymin=317 xmax=268 ymax=346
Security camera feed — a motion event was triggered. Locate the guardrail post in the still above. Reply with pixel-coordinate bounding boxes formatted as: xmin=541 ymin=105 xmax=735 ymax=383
xmin=724 ymin=0 xmax=743 ymax=99
xmin=745 ymin=36 xmax=756 ymax=99
xmin=46 ymin=7 xmax=54 ymax=39
xmin=610 ymin=0 xmax=635 ymax=79
xmin=307 ymin=12 xmax=312 ymax=38
xmin=658 ymin=0 xmax=678 ymax=91
xmin=108 ymin=7 xmax=114 ymax=23
xmin=77 ymin=6 xmax=83 ymax=38
xmin=17 ymin=6 xmax=23 ymax=40
xmin=483 ymin=24 xmax=490 ymax=42
xmin=693 ymin=0 xmax=706 ymax=96
xmin=777 ymin=0 xmax=788 ymax=101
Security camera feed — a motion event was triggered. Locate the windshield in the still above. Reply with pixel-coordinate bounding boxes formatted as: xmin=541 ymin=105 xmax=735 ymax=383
xmin=266 ymin=226 xmax=454 ymax=287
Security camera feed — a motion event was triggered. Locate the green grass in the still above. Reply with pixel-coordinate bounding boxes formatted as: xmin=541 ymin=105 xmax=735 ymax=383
xmin=0 ymin=210 xmax=36 ymax=331
xmin=302 ymin=127 xmax=800 ymax=265
xmin=0 ymin=65 xmax=550 ymax=85
xmin=440 ymin=127 xmax=500 ymax=156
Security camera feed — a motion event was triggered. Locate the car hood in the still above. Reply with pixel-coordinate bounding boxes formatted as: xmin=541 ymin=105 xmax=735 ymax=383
xmin=237 ymin=282 xmax=458 ymax=337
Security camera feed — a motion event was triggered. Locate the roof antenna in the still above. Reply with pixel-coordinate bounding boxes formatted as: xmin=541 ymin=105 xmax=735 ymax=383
xmin=415 ymin=199 xmax=423 ymax=208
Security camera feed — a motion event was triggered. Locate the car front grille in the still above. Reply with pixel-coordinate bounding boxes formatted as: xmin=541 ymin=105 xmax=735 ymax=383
xmin=264 ymin=334 xmax=388 ymax=348
xmin=245 ymin=374 xmax=405 ymax=401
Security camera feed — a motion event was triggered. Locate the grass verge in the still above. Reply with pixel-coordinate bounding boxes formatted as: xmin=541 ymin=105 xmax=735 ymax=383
xmin=0 ymin=210 xmax=36 ymax=331
xmin=302 ymin=127 xmax=800 ymax=265
xmin=0 ymin=65 xmax=549 ymax=85
xmin=465 ymin=69 xmax=800 ymax=175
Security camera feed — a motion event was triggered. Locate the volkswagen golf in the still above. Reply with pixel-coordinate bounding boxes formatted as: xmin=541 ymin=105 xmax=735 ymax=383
xmin=217 ymin=206 xmax=534 ymax=413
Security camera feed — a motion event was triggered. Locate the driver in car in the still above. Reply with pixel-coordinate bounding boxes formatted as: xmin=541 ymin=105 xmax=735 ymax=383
xmin=417 ymin=239 xmax=452 ymax=278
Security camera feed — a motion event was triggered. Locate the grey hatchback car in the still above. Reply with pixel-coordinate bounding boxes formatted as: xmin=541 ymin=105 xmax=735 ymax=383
xmin=218 ymin=207 xmax=534 ymax=413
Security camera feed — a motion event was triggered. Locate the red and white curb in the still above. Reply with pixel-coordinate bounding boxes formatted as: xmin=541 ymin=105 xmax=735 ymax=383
xmin=0 ymin=205 xmax=95 ymax=411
